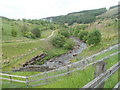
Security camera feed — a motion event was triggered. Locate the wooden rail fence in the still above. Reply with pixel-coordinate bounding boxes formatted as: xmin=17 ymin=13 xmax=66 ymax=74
xmin=27 ymin=51 xmax=119 ymax=87
xmin=0 ymin=73 xmax=26 ymax=83
xmin=82 ymin=61 xmax=120 ymax=89
xmin=1 ymin=44 xmax=119 ymax=88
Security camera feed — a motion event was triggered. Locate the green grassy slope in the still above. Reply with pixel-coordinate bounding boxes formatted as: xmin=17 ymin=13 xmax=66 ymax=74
xmin=2 ymin=17 xmax=59 ymax=41
xmin=97 ymin=5 xmax=119 ymax=18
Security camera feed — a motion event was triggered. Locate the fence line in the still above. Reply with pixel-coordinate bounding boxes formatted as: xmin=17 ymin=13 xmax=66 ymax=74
xmin=28 ymin=49 xmax=120 ymax=78
xmin=0 ymin=77 xmax=26 ymax=83
xmin=29 ymin=51 xmax=119 ymax=81
xmin=0 ymin=73 xmax=27 ymax=83
xmin=0 ymin=73 xmax=26 ymax=78
xmin=1 ymin=43 xmax=119 ymax=87
xmin=112 ymin=81 xmax=120 ymax=90
xmin=28 ymin=51 xmax=119 ymax=87
xmin=82 ymin=61 xmax=120 ymax=88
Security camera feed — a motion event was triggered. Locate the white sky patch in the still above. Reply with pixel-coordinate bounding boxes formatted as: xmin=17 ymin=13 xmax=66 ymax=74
xmin=0 ymin=0 xmax=119 ymax=19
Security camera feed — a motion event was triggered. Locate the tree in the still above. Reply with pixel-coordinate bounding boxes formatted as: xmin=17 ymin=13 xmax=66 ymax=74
xmin=58 ymin=29 xmax=70 ymax=38
xmin=78 ymin=30 xmax=88 ymax=41
xmin=24 ymin=32 xmax=36 ymax=39
xmin=31 ymin=27 xmax=41 ymax=38
xmin=63 ymin=39 xmax=75 ymax=50
xmin=11 ymin=29 xmax=17 ymax=37
xmin=21 ymin=24 xmax=29 ymax=35
xmin=51 ymin=34 xmax=66 ymax=47
xmin=87 ymin=30 xmax=101 ymax=45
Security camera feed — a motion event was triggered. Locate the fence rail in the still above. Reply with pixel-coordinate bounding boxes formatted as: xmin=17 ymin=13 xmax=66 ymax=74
xmin=0 ymin=73 xmax=26 ymax=78
xmin=83 ymin=61 xmax=120 ymax=88
xmin=112 ymin=81 xmax=120 ymax=90
xmin=0 ymin=77 xmax=26 ymax=83
xmin=0 ymin=73 xmax=27 ymax=83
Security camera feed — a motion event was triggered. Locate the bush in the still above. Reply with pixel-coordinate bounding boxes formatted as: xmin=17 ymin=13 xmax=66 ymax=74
xmin=73 ymin=29 xmax=80 ymax=36
xmin=31 ymin=27 xmax=41 ymax=38
xmin=63 ymin=39 xmax=75 ymax=50
xmin=24 ymin=32 xmax=36 ymax=39
xmin=11 ymin=29 xmax=17 ymax=37
xmin=21 ymin=24 xmax=29 ymax=35
xmin=51 ymin=34 xmax=66 ymax=48
xmin=58 ymin=29 xmax=70 ymax=38
xmin=87 ymin=30 xmax=101 ymax=45
xmin=78 ymin=30 xmax=88 ymax=41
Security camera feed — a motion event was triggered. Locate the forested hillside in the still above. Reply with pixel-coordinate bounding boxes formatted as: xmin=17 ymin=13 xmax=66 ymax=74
xmin=45 ymin=8 xmax=107 ymax=25
xmin=45 ymin=5 xmax=119 ymax=25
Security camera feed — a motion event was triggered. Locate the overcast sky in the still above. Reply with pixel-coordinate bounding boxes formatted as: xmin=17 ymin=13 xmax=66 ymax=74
xmin=0 ymin=0 xmax=119 ymax=19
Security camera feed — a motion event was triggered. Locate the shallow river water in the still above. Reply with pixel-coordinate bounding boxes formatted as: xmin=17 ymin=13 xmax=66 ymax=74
xmin=43 ymin=37 xmax=87 ymax=68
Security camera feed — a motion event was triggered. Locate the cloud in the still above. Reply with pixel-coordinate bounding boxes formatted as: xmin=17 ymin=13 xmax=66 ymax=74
xmin=0 ymin=0 xmax=119 ymax=19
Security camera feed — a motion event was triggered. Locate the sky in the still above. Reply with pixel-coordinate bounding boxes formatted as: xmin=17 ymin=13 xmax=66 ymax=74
xmin=0 ymin=0 xmax=119 ymax=19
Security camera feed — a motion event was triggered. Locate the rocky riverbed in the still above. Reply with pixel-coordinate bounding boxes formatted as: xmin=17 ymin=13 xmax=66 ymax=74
xmin=42 ymin=37 xmax=87 ymax=68
xmin=16 ymin=37 xmax=87 ymax=72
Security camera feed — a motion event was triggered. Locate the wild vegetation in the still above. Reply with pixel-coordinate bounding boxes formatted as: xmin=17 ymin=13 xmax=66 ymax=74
xmin=2 ymin=17 xmax=59 ymax=41
xmin=1 ymin=4 xmax=119 ymax=88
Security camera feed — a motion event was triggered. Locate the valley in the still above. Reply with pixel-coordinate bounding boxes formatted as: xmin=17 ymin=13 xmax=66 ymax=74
xmin=0 ymin=4 xmax=119 ymax=89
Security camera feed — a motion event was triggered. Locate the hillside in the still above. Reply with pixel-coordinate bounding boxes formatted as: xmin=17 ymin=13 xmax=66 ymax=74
xmin=97 ymin=5 xmax=120 ymax=18
xmin=2 ymin=16 xmax=59 ymax=41
xmin=44 ymin=5 xmax=119 ymax=26
xmin=1 ymin=4 xmax=119 ymax=89
xmin=45 ymin=8 xmax=107 ymax=25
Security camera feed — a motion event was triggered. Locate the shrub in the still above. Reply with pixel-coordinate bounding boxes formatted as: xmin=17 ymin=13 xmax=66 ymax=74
xmin=31 ymin=27 xmax=41 ymax=38
xmin=87 ymin=29 xmax=101 ymax=45
xmin=63 ymin=39 xmax=75 ymax=50
xmin=24 ymin=32 xmax=36 ymax=39
xmin=21 ymin=24 xmax=29 ymax=35
xmin=51 ymin=34 xmax=66 ymax=48
xmin=73 ymin=29 xmax=80 ymax=36
xmin=11 ymin=29 xmax=17 ymax=37
xmin=78 ymin=30 xmax=88 ymax=41
xmin=58 ymin=29 xmax=70 ymax=38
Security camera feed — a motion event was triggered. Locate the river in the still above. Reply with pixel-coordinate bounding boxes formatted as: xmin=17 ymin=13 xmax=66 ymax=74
xmin=42 ymin=37 xmax=87 ymax=68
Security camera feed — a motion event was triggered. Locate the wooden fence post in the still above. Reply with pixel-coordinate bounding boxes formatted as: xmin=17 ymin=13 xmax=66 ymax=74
xmin=9 ymin=76 xmax=12 ymax=83
xmin=26 ymin=76 xmax=29 ymax=88
xmin=45 ymin=72 xmax=48 ymax=83
xmin=67 ymin=65 xmax=70 ymax=76
xmin=92 ymin=56 xmax=95 ymax=62
xmin=94 ymin=61 xmax=106 ymax=88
